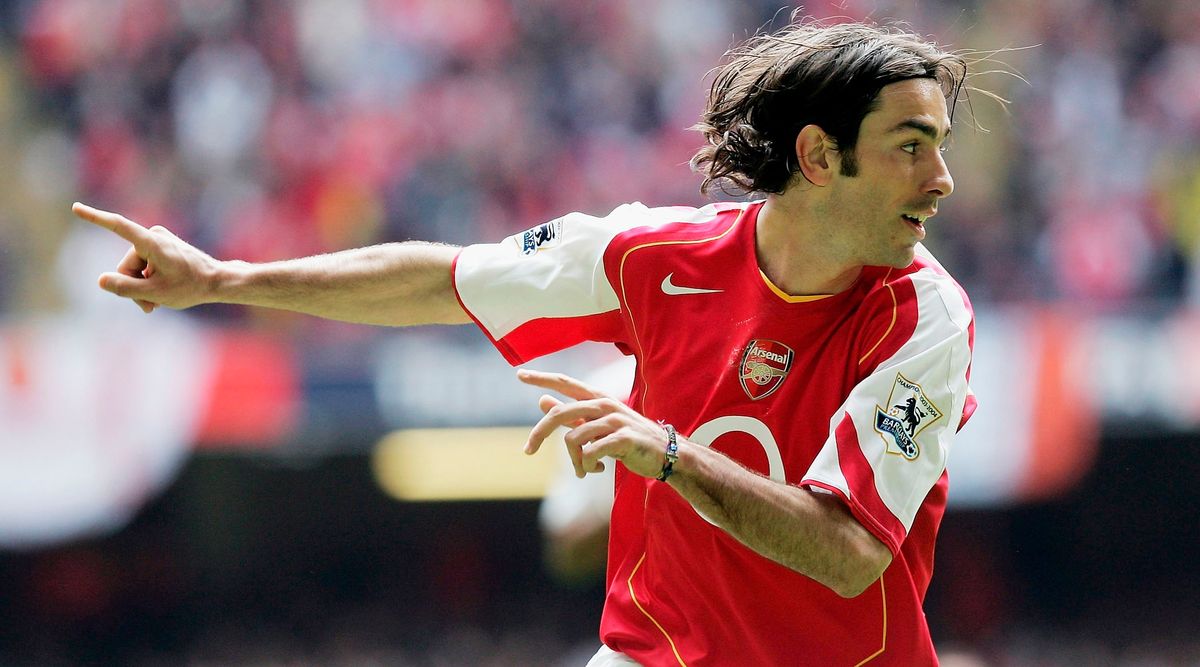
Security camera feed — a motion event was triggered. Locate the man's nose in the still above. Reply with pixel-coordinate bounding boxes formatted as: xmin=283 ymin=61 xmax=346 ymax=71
xmin=926 ymin=152 xmax=954 ymax=198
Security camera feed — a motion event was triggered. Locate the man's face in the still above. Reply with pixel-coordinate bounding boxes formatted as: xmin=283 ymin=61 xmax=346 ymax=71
xmin=821 ymin=78 xmax=955 ymax=269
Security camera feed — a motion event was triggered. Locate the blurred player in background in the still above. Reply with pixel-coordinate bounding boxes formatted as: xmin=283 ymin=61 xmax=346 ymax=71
xmin=538 ymin=355 xmax=632 ymax=585
xmin=74 ymin=16 xmax=982 ymax=666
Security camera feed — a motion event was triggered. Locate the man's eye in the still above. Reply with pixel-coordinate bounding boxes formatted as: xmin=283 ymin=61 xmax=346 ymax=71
xmin=901 ymin=143 xmax=918 ymax=154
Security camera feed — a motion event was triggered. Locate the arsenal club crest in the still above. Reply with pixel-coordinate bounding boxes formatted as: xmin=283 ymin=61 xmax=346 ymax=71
xmin=739 ymin=339 xmax=794 ymax=400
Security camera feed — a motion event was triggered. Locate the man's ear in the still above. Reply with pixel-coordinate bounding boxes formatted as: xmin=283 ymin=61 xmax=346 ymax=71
xmin=794 ymin=124 xmax=836 ymax=187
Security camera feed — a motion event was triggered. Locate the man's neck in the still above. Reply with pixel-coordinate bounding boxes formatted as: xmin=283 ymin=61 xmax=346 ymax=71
xmin=755 ymin=194 xmax=862 ymax=297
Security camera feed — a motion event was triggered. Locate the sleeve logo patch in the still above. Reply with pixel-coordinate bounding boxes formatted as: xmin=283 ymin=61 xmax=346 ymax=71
xmin=873 ymin=373 xmax=944 ymax=460
xmin=515 ymin=219 xmax=564 ymax=255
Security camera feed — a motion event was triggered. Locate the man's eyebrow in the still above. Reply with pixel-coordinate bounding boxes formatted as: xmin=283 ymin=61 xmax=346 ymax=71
xmin=889 ymin=119 xmax=951 ymax=142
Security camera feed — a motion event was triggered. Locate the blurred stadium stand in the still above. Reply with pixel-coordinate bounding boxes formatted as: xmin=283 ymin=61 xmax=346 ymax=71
xmin=2 ymin=0 xmax=1200 ymax=664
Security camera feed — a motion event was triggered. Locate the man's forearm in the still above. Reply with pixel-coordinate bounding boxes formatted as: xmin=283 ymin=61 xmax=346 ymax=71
xmin=667 ymin=441 xmax=892 ymax=597
xmin=213 ymin=242 xmax=470 ymax=326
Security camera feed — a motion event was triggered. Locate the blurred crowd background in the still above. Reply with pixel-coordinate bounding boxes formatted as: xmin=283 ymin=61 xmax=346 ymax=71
xmin=2 ymin=0 xmax=1200 ymax=665
xmin=6 ymin=0 xmax=1200 ymax=316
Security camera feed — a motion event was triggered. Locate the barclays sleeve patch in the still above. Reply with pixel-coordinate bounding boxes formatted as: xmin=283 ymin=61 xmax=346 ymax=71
xmin=873 ymin=372 xmax=944 ymax=460
xmin=512 ymin=219 xmax=565 ymax=255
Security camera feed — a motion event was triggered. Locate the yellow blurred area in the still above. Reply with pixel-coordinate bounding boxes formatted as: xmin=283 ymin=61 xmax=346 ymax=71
xmin=371 ymin=427 xmax=562 ymax=501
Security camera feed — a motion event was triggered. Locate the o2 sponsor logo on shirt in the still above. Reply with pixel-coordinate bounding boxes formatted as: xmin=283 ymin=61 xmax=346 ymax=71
xmin=874 ymin=372 xmax=943 ymax=460
xmin=738 ymin=339 xmax=794 ymax=400
xmin=515 ymin=219 xmax=564 ymax=255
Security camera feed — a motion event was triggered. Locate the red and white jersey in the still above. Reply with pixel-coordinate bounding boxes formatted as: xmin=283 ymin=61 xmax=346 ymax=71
xmin=454 ymin=201 xmax=976 ymax=666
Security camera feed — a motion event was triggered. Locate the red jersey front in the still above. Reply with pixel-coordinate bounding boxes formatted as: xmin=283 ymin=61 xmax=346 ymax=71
xmin=454 ymin=202 xmax=976 ymax=666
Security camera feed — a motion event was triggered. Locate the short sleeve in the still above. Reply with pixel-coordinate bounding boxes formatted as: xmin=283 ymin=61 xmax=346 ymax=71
xmin=453 ymin=203 xmax=654 ymax=365
xmin=801 ymin=269 xmax=975 ymax=555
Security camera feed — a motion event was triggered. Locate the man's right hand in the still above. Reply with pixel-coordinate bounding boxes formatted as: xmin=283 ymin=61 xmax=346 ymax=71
xmin=72 ymin=202 xmax=220 ymax=313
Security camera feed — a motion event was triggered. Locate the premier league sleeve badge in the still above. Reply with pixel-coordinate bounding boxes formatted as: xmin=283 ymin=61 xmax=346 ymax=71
xmin=873 ymin=372 xmax=945 ymax=460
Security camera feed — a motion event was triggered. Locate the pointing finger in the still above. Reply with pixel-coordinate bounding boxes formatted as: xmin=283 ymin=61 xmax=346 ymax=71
xmin=72 ymin=202 xmax=154 ymax=249
xmin=516 ymin=369 xmax=607 ymax=401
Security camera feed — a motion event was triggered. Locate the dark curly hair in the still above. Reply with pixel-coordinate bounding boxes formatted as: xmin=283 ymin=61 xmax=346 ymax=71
xmin=691 ymin=17 xmax=968 ymax=195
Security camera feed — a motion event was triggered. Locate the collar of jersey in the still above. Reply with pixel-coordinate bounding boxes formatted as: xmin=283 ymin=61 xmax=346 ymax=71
xmin=758 ymin=270 xmax=836 ymax=303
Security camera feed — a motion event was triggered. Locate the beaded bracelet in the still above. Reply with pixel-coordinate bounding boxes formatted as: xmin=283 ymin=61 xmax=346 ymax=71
xmin=656 ymin=423 xmax=679 ymax=482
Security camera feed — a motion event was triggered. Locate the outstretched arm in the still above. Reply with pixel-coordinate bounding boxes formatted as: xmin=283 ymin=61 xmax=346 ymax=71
xmin=72 ymin=203 xmax=470 ymax=326
xmin=518 ymin=369 xmax=892 ymax=599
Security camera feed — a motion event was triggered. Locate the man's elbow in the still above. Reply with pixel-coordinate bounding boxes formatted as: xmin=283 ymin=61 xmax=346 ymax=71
xmin=830 ymin=566 xmax=887 ymax=599
xmin=829 ymin=537 xmax=893 ymax=598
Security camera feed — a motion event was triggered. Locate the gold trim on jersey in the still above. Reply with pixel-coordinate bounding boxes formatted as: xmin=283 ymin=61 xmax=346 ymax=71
xmin=627 ymin=552 xmax=688 ymax=666
xmin=614 ymin=213 xmax=741 ymax=665
xmin=858 ymin=268 xmax=897 ymax=366
xmin=854 ymin=578 xmax=888 ymax=665
xmin=758 ymin=269 xmax=835 ymax=303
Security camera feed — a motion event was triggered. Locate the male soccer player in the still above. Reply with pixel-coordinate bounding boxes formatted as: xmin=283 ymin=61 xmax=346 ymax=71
xmin=75 ymin=18 xmax=979 ymax=666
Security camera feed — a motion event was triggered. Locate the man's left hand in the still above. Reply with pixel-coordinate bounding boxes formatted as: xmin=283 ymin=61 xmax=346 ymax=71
xmin=518 ymin=369 xmax=671 ymax=480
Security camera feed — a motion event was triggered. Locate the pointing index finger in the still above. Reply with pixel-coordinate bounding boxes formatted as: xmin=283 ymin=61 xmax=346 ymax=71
xmin=516 ymin=368 xmax=606 ymax=401
xmin=72 ymin=202 xmax=153 ymax=248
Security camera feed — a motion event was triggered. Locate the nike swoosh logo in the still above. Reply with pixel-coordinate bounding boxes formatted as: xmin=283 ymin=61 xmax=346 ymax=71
xmin=660 ymin=273 xmax=723 ymax=296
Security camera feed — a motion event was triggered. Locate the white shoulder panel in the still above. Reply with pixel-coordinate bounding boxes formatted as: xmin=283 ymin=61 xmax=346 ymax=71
xmin=804 ymin=265 xmax=973 ymax=535
xmin=455 ymin=203 xmax=708 ymax=340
